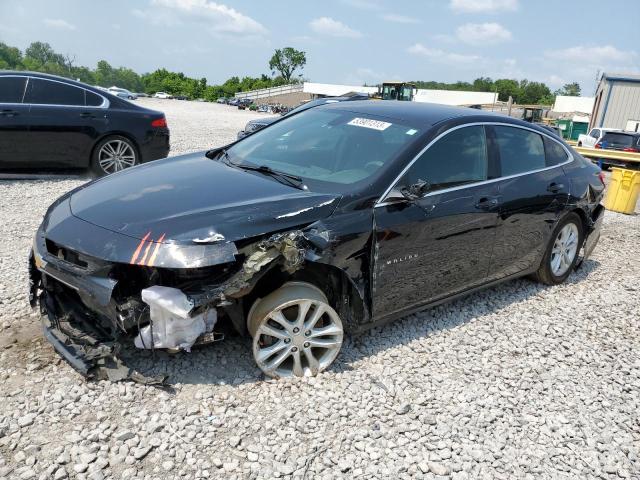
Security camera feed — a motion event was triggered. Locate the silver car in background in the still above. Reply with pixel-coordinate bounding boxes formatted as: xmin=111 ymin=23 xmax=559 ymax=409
xmin=108 ymin=86 xmax=138 ymax=100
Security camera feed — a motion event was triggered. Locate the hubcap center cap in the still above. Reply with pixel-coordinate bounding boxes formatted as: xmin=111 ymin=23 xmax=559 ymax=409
xmin=291 ymin=332 xmax=305 ymax=348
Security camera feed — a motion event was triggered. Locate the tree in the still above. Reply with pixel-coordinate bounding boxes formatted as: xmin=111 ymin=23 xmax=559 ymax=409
xmin=24 ymin=41 xmax=64 ymax=67
xmin=94 ymin=60 xmax=114 ymax=86
xmin=519 ymin=80 xmax=552 ymax=105
xmin=269 ymin=47 xmax=306 ymax=83
xmin=494 ymin=79 xmax=520 ymax=102
xmin=63 ymin=53 xmax=76 ymax=74
xmin=554 ymin=82 xmax=581 ymax=97
xmin=0 ymin=42 xmax=23 ymax=69
xmin=472 ymin=77 xmax=494 ymax=92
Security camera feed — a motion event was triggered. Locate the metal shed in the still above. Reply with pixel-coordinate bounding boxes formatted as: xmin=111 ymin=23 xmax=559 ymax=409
xmin=590 ymin=72 xmax=640 ymax=132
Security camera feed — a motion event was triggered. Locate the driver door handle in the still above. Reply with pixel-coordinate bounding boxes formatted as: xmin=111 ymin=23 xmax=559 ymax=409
xmin=0 ymin=109 xmax=18 ymax=117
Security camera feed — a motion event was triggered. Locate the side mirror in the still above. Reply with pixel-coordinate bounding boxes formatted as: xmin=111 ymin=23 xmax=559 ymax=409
xmin=400 ymin=179 xmax=430 ymax=201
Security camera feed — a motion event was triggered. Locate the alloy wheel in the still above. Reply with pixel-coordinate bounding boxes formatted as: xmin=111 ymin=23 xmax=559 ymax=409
xmin=98 ymin=140 xmax=136 ymax=174
xmin=550 ymin=223 xmax=579 ymax=276
xmin=252 ymin=291 xmax=343 ymax=378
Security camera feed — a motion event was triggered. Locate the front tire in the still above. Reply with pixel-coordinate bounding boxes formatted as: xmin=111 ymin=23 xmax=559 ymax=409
xmin=534 ymin=213 xmax=583 ymax=285
xmin=91 ymin=135 xmax=138 ymax=176
xmin=248 ymin=282 xmax=344 ymax=378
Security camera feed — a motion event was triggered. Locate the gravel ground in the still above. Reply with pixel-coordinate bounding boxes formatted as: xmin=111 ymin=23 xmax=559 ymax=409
xmin=0 ymin=99 xmax=638 ymax=480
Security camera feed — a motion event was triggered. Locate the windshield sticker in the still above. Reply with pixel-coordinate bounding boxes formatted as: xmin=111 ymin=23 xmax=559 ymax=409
xmin=406 ymin=129 xmax=418 ymax=135
xmin=347 ymin=117 xmax=392 ymax=131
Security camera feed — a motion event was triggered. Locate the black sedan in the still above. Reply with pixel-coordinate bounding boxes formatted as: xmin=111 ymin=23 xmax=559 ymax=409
xmin=0 ymin=71 xmax=170 ymax=176
xmin=29 ymin=101 xmax=605 ymax=382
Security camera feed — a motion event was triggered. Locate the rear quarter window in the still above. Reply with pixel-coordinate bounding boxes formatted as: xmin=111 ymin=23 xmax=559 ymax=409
xmin=85 ymin=91 xmax=104 ymax=107
xmin=543 ymin=137 xmax=569 ymax=166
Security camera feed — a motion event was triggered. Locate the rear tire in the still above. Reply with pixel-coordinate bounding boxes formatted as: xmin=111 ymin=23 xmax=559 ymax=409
xmin=91 ymin=135 xmax=138 ymax=177
xmin=534 ymin=213 xmax=583 ymax=285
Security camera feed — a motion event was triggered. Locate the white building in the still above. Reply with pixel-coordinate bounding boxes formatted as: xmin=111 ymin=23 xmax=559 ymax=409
xmin=413 ymin=89 xmax=497 ymax=106
xmin=304 ymin=82 xmax=498 ymax=106
xmin=552 ymin=95 xmax=595 ymax=115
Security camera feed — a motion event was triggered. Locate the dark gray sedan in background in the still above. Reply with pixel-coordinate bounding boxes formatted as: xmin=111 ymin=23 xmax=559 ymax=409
xmin=0 ymin=71 xmax=169 ymax=176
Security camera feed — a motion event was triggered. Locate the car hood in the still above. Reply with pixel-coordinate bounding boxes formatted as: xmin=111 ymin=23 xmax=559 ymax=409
xmin=69 ymin=152 xmax=340 ymax=246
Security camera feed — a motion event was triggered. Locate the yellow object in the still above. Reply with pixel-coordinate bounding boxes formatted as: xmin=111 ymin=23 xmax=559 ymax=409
xmin=574 ymin=146 xmax=640 ymax=164
xmin=604 ymin=168 xmax=640 ymax=214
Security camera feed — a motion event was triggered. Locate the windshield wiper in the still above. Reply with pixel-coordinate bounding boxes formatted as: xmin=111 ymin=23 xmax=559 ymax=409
xmin=233 ymin=164 xmax=307 ymax=190
xmin=210 ymin=148 xmax=306 ymax=190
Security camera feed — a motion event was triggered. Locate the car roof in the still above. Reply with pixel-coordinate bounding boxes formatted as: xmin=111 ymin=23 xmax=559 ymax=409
xmin=0 ymin=70 xmax=97 ymax=90
xmin=0 ymin=70 xmax=158 ymax=112
xmin=319 ymin=100 xmax=531 ymax=128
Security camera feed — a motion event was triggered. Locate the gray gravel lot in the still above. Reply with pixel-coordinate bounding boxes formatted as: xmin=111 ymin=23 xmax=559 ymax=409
xmin=0 ymin=99 xmax=638 ymax=480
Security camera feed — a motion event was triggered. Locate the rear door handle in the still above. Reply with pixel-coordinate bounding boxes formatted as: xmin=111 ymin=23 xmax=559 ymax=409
xmin=547 ymin=182 xmax=565 ymax=193
xmin=475 ymin=196 xmax=500 ymax=210
xmin=79 ymin=112 xmax=95 ymax=118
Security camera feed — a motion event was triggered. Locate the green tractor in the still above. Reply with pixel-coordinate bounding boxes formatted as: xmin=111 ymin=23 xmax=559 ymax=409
xmin=376 ymin=82 xmax=416 ymax=101
xmin=521 ymin=106 xmax=545 ymax=123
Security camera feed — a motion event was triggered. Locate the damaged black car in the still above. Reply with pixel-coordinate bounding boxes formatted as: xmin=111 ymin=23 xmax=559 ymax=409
xmin=29 ymin=101 xmax=605 ymax=381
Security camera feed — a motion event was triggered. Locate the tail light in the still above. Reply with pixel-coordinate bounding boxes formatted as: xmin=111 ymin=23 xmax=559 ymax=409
xmin=151 ymin=117 xmax=167 ymax=128
xmin=598 ymin=171 xmax=606 ymax=186
xmin=594 ymin=142 xmax=602 ymax=149
xmin=622 ymin=147 xmax=638 ymax=152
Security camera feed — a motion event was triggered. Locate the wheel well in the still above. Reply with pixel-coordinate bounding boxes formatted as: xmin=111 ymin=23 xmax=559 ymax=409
xmin=241 ymin=262 xmax=367 ymax=334
xmin=569 ymin=207 xmax=588 ymax=235
xmin=89 ymin=132 xmax=141 ymax=167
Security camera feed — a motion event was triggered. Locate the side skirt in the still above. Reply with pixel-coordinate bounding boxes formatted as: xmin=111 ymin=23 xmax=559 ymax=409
xmin=352 ymin=266 xmax=538 ymax=335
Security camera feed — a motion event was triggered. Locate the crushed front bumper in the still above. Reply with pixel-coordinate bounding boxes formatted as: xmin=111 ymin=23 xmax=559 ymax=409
xmin=29 ymin=233 xmax=165 ymax=384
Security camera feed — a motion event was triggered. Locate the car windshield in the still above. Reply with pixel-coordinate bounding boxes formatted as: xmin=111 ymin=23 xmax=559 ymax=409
xmin=226 ymin=109 xmax=420 ymax=192
xmin=601 ymin=133 xmax=635 ymax=146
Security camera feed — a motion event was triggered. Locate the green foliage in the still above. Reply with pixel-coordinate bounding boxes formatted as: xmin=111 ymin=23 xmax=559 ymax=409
xmin=25 ymin=41 xmax=65 ymax=67
xmin=0 ymin=42 xmax=23 ymax=69
xmin=269 ymin=47 xmax=306 ymax=83
xmin=1 ymin=40 xmax=295 ymax=100
xmin=554 ymin=82 xmax=581 ymax=97
xmin=413 ymin=76 xmax=563 ymax=105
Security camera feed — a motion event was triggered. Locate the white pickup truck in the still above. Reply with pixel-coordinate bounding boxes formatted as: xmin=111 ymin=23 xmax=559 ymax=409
xmin=577 ymin=127 xmax=621 ymax=147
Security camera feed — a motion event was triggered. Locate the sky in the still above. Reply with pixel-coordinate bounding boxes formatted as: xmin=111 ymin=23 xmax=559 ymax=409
xmin=0 ymin=0 xmax=638 ymax=95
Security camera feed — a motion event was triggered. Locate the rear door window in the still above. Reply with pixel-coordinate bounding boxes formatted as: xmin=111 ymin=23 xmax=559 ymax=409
xmin=494 ymin=126 xmax=546 ymax=176
xmin=543 ymin=137 xmax=569 ymax=166
xmin=0 ymin=76 xmax=27 ymax=103
xmin=403 ymin=125 xmax=488 ymax=191
xmin=25 ymin=78 xmax=85 ymax=106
